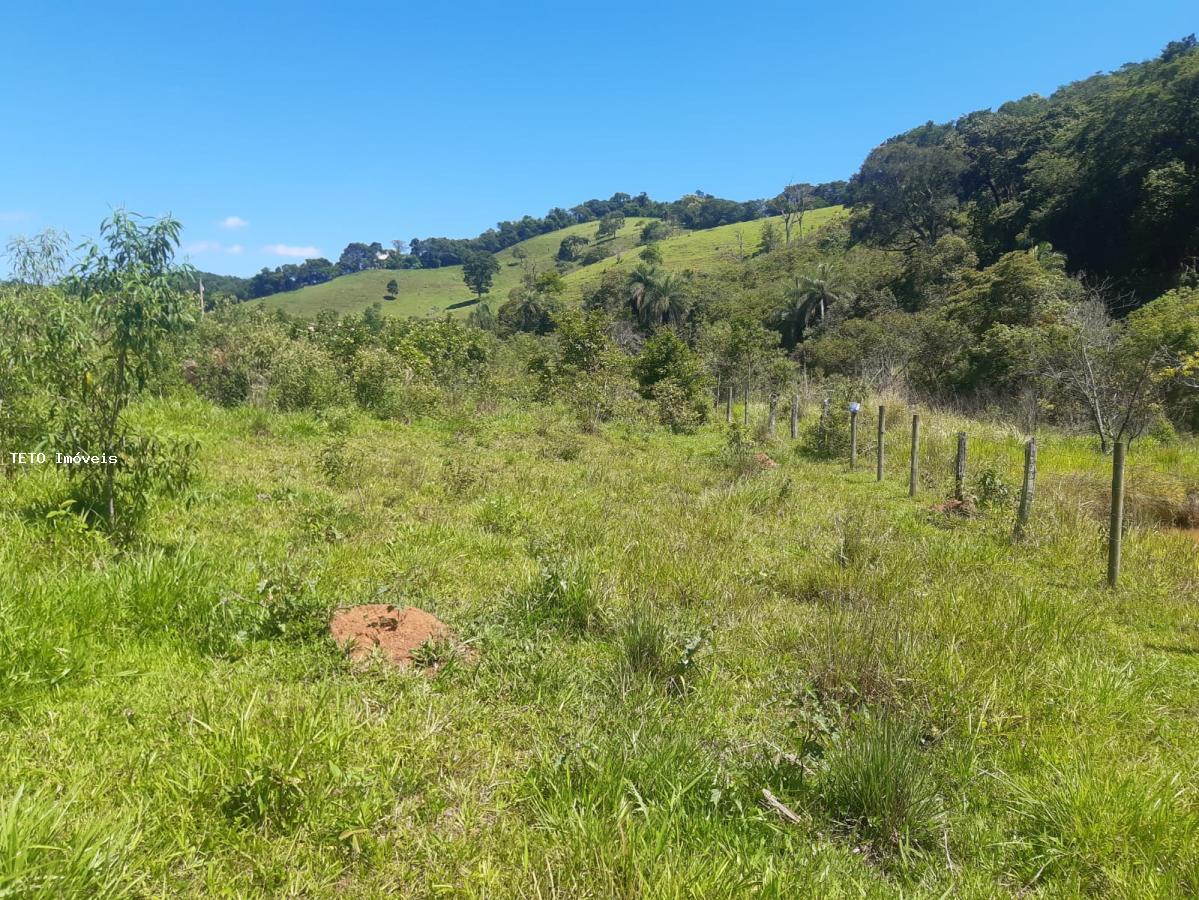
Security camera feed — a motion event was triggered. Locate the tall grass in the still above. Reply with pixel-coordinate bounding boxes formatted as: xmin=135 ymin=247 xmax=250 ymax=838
xmin=0 ymin=393 xmax=1195 ymax=894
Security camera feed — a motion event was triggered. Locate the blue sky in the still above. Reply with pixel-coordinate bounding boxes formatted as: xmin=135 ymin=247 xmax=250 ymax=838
xmin=1 ymin=0 xmax=1194 ymax=276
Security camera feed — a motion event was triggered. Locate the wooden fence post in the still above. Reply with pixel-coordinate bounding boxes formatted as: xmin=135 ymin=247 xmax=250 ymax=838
xmin=909 ymin=414 xmax=920 ymax=498
xmin=767 ymin=395 xmax=778 ymax=437
xmin=954 ymin=432 xmax=967 ymax=502
xmin=743 ymin=385 xmax=750 ymax=426
xmin=876 ymin=405 xmax=886 ymax=482
xmin=790 ymin=395 xmax=799 ymax=440
xmin=1108 ymin=441 xmax=1126 ymax=588
xmin=714 ymin=375 xmax=721 ymax=411
xmin=849 ymin=406 xmax=859 ymax=470
xmin=1014 ymin=438 xmax=1037 ymax=540
xmin=725 ymin=386 xmax=733 ymax=424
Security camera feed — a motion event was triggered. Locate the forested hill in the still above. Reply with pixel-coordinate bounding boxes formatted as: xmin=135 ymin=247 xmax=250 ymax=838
xmin=214 ymin=36 xmax=1198 ymax=309
xmin=850 ymin=34 xmax=1199 ymax=301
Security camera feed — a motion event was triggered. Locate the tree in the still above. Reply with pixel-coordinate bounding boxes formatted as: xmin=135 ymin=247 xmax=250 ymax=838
xmin=461 ymin=251 xmax=500 ymax=299
xmin=639 ymin=243 xmax=663 ymax=264
xmin=596 ymin=212 xmax=626 ymax=241
xmin=774 ymin=183 xmax=810 ymax=245
xmin=1125 ymin=286 xmax=1199 ymax=428
xmin=467 ymin=302 xmax=496 ymax=332
xmin=1052 ymin=295 xmax=1162 ymax=452
xmin=758 ymin=220 xmax=781 ymax=254
xmin=385 ymin=278 xmax=398 ymax=300
xmin=337 ymin=242 xmax=385 ymax=274
xmin=497 ymin=271 xmax=564 ymax=335
xmin=531 ymin=308 xmax=631 ymax=428
xmin=723 ymin=317 xmax=780 ymax=403
xmin=557 ymin=235 xmax=590 ymax=262
xmin=640 ymin=220 xmax=671 ymax=243
xmin=511 ymin=245 xmax=536 ymax=278
xmin=850 ymin=140 xmax=968 ymax=250
xmin=66 ymin=210 xmax=196 ymax=532
xmin=773 ymin=263 xmax=853 ymax=346
xmin=628 ymin=265 xmax=691 ymax=329
xmin=634 ymin=329 xmax=711 ymax=432
xmin=5 ymin=228 xmax=70 ymax=285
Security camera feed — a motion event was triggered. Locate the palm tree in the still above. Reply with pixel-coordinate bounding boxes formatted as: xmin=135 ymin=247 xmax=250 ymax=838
xmin=773 ymin=263 xmax=851 ymax=346
xmin=772 ymin=285 xmax=809 ymax=349
xmin=628 ymin=265 xmax=691 ymax=328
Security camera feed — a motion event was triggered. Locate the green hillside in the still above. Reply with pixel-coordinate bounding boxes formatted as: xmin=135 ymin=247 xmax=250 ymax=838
xmin=259 ymin=208 xmax=846 ymax=319
xmin=562 ymin=206 xmax=846 ymax=299
xmin=259 ymin=218 xmax=653 ymax=319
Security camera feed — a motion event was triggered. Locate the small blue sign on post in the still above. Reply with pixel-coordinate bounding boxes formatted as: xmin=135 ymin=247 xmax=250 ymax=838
xmin=848 ymin=402 xmax=861 ymax=413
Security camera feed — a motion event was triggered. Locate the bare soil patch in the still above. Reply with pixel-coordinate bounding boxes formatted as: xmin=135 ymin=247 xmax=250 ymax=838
xmin=330 ymin=604 xmax=463 ymax=669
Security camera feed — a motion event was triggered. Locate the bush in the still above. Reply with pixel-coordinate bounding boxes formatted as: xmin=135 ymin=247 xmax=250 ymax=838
xmin=973 ymin=467 xmax=1014 ymax=508
xmin=268 ymin=340 xmax=347 ymax=411
xmin=800 ymin=380 xmax=866 ymax=460
xmin=651 ymin=380 xmax=707 ymax=433
xmin=350 ymin=347 xmax=398 ymax=412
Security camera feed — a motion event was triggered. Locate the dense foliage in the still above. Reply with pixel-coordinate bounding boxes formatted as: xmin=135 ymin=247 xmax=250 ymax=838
xmin=850 ymin=35 xmax=1199 ymax=300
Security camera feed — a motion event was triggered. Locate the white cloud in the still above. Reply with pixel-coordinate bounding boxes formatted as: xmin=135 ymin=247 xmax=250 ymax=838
xmin=220 ymin=215 xmax=248 ymax=230
xmin=227 ymin=244 xmax=244 ymax=254
xmin=263 ymin=243 xmax=320 ymax=258
xmin=0 ymin=211 xmax=30 ymax=223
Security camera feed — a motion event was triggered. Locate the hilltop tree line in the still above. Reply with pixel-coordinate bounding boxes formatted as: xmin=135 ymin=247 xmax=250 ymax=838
xmin=208 ymin=184 xmax=848 ymax=301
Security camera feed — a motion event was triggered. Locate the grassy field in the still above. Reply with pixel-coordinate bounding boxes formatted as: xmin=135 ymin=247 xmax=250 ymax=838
xmin=1 ymin=390 xmax=1197 ymax=897
xmin=562 ymin=206 xmax=847 ymax=298
xmin=259 ymin=219 xmax=654 ymax=320
xmin=258 ymin=208 xmax=845 ymax=320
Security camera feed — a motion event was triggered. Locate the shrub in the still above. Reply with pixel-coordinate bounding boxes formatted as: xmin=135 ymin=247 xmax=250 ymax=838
xmin=799 ymin=379 xmax=865 ymax=461
xmin=973 ymin=467 xmax=1014 ymax=508
xmin=723 ymin=421 xmax=759 ymax=477
xmin=189 ymin=318 xmax=288 ymax=407
xmin=319 ymin=439 xmax=358 ymax=486
xmin=268 ymin=340 xmax=347 ymax=411
xmin=350 ymin=346 xmax=398 ymax=412
xmin=651 ymin=380 xmax=707 ymax=434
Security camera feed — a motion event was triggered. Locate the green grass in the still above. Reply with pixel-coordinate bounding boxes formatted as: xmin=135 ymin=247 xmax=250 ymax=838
xmin=1 ymin=392 xmax=1197 ymax=896
xmin=562 ymin=206 xmax=847 ymax=299
xmin=259 ymin=218 xmax=654 ymax=320
xmin=258 ymin=208 xmax=846 ymax=320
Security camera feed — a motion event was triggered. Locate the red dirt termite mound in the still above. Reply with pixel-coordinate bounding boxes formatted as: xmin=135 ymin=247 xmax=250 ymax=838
xmin=754 ymin=452 xmax=779 ymax=469
xmin=329 ymin=604 xmax=457 ymax=669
